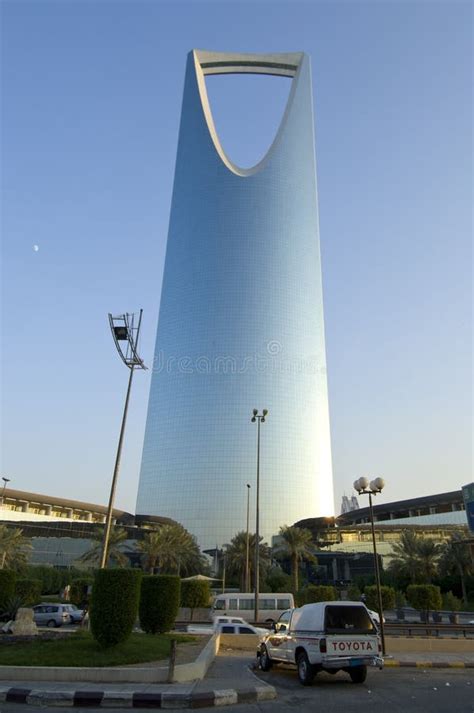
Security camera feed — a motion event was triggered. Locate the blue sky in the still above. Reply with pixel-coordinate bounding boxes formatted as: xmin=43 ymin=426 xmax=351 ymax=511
xmin=1 ymin=0 xmax=472 ymax=521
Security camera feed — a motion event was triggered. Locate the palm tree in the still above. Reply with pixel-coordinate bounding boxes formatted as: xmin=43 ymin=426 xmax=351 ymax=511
xmin=440 ymin=534 xmax=473 ymax=603
xmin=416 ymin=538 xmax=441 ymax=583
xmin=0 ymin=525 xmax=31 ymax=570
xmin=79 ymin=527 xmax=130 ymax=568
xmin=388 ymin=531 xmax=440 ymax=584
xmin=388 ymin=531 xmax=421 ymax=583
xmin=224 ymin=531 xmax=271 ymax=591
xmin=137 ymin=524 xmax=205 ymax=575
xmin=273 ymin=525 xmax=316 ymax=592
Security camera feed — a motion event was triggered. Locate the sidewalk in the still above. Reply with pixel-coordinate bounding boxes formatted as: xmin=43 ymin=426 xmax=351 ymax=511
xmin=0 ymin=649 xmax=473 ymax=708
xmin=0 ymin=650 xmax=276 ymax=708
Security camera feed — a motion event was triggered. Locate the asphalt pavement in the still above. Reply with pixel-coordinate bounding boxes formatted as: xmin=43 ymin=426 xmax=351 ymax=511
xmin=1 ymin=642 xmax=473 ymax=709
xmin=0 ymin=668 xmax=473 ymax=713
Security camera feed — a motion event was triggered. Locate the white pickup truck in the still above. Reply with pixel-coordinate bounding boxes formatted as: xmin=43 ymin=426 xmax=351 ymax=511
xmin=257 ymin=601 xmax=383 ymax=685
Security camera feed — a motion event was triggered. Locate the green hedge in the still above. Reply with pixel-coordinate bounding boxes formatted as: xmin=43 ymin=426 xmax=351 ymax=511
xmin=139 ymin=575 xmax=180 ymax=634
xmin=297 ymin=584 xmax=337 ymax=606
xmin=15 ymin=578 xmax=42 ymax=606
xmin=0 ymin=570 xmax=16 ymax=614
xmin=90 ymin=569 xmax=142 ymax=648
xmin=180 ymin=580 xmax=210 ymax=620
xmin=364 ymin=585 xmax=396 ymax=611
xmin=70 ymin=578 xmax=93 ymax=608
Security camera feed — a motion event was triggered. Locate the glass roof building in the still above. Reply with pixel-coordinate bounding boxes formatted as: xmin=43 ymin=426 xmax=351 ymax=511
xmin=136 ymin=50 xmax=334 ymax=549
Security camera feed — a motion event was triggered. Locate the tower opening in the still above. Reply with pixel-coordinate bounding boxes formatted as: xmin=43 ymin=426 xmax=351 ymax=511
xmin=204 ymin=73 xmax=292 ymax=170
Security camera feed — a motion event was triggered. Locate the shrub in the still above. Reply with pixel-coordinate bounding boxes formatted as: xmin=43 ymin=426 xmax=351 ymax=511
xmin=25 ymin=565 xmax=62 ymax=595
xmin=15 ymin=578 xmax=42 ymax=606
xmin=0 ymin=570 xmax=16 ymax=615
xmin=407 ymin=584 xmax=442 ymax=620
xmin=395 ymin=590 xmax=407 ymax=609
xmin=346 ymin=584 xmax=361 ymax=601
xmin=139 ymin=575 xmax=180 ymax=634
xmin=364 ymin=585 xmax=396 ymax=611
xmin=90 ymin=569 xmax=142 ymax=648
xmin=180 ymin=580 xmax=210 ymax=620
xmin=297 ymin=584 xmax=336 ymax=606
xmin=443 ymin=591 xmax=461 ymax=612
xmin=265 ymin=568 xmax=293 ymax=593
xmin=70 ymin=578 xmax=93 ymax=608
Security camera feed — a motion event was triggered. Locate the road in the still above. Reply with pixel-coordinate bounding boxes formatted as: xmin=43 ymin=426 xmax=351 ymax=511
xmin=0 ymin=669 xmax=472 ymax=713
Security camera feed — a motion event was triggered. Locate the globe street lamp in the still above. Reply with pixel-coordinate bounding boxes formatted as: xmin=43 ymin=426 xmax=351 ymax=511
xmin=245 ymin=483 xmax=251 ymax=592
xmin=251 ymin=408 xmax=268 ymax=623
xmin=100 ymin=311 xmax=146 ymax=569
xmin=353 ymin=476 xmax=386 ymax=655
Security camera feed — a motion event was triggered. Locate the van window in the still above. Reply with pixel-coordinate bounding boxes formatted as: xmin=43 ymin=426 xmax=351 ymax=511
xmin=214 ymin=599 xmax=226 ymax=610
xmin=324 ymin=606 xmax=375 ymax=634
xmin=277 ymin=598 xmax=291 ymax=609
xmin=239 ymin=599 xmax=254 ymax=610
xmin=229 ymin=599 xmax=238 ymax=609
xmin=261 ymin=598 xmax=276 ymax=610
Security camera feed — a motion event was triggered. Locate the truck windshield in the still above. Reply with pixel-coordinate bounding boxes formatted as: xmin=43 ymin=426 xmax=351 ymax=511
xmin=324 ymin=606 xmax=375 ymax=634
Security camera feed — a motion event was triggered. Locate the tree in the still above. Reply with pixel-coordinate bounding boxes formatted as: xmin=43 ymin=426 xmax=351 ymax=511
xmin=416 ymin=538 xmax=441 ymax=583
xmin=137 ymin=524 xmax=205 ymax=575
xmin=224 ymin=531 xmax=271 ymax=591
xmin=406 ymin=584 xmax=442 ymax=622
xmin=139 ymin=575 xmax=180 ymax=634
xmin=79 ymin=527 xmax=130 ymax=568
xmin=439 ymin=534 xmax=473 ymax=604
xmin=273 ymin=525 xmax=316 ymax=592
xmin=364 ymin=585 xmax=396 ymax=611
xmin=265 ymin=566 xmax=293 ymax=593
xmin=387 ymin=531 xmax=440 ymax=585
xmin=181 ymin=580 xmax=211 ymax=620
xmin=0 ymin=525 xmax=31 ymax=571
xmin=90 ymin=569 xmax=142 ymax=648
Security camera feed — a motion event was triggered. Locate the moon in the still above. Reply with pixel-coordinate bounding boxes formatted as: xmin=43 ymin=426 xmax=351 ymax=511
xmin=33 ymin=245 xmax=39 ymax=252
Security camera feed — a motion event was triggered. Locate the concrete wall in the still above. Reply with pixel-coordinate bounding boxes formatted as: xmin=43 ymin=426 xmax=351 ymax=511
xmin=386 ymin=637 xmax=474 ymax=653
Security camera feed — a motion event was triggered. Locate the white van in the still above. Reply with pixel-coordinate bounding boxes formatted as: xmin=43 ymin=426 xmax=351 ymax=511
xmin=212 ymin=592 xmax=294 ymax=623
xmin=258 ymin=601 xmax=383 ymax=685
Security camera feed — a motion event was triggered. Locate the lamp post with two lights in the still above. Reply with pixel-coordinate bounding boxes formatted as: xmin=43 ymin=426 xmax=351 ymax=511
xmin=353 ymin=476 xmax=386 ymax=655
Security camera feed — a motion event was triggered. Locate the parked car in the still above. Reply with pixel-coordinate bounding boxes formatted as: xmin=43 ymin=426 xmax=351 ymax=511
xmin=62 ymin=604 xmax=84 ymax=624
xmin=32 ymin=603 xmax=71 ymax=628
xmin=188 ymin=616 xmax=267 ymax=637
xmin=257 ymin=601 xmax=383 ymax=685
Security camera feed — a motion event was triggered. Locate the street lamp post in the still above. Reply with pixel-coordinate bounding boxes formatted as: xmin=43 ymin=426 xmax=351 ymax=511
xmin=1 ymin=477 xmax=10 ymax=506
xmin=251 ymin=408 xmax=268 ymax=623
xmin=245 ymin=484 xmax=251 ymax=592
xmin=353 ymin=476 xmax=387 ymax=656
xmin=99 ymin=311 xmax=146 ymax=569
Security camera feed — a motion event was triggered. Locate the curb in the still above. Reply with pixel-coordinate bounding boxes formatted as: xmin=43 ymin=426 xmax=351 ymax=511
xmin=0 ymin=684 xmax=276 ymax=708
xmin=384 ymin=660 xmax=474 ymax=668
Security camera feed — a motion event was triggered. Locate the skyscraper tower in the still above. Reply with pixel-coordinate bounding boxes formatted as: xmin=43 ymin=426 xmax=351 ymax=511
xmin=136 ymin=50 xmax=334 ymax=548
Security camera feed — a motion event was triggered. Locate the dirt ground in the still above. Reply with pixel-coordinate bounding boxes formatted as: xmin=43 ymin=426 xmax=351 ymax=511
xmin=175 ymin=634 xmax=212 ymax=664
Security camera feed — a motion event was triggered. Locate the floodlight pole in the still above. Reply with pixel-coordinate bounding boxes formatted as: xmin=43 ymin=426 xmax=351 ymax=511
xmin=251 ymin=409 xmax=268 ymax=624
xmin=100 ymin=310 xmax=146 ymax=569
xmin=245 ymin=484 xmax=251 ymax=592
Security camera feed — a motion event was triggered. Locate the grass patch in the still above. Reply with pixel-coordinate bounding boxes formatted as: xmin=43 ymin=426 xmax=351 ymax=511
xmin=0 ymin=631 xmax=195 ymax=667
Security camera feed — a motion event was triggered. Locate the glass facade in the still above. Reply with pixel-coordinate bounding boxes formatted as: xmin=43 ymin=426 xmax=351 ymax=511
xmin=136 ymin=51 xmax=334 ymax=549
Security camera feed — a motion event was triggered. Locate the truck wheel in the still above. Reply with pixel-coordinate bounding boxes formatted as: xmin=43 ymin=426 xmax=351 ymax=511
xmin=349 ymin=665 xmax=367 ymax=683
xmin=259 ymin=645 xmax=273 ymax=671
xmin=297 ymin=652 xmax=316 ymax=685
